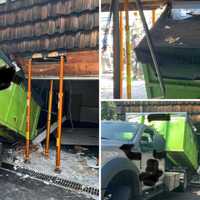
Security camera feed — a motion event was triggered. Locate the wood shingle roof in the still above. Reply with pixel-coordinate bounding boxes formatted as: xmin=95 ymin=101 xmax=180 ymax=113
xmin=0 ymin=0 xmax=99 ymax=56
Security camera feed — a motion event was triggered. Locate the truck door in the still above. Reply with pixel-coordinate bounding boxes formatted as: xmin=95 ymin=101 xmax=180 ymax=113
xmin=139 ymin=127 xmax=165 ymax=186
xmin=139 ymin=127 xmax=155 ymax=172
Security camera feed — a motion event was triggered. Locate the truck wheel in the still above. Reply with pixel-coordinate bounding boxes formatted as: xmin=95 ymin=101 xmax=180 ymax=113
xmin=104 ymin=185 xmax=134 ymax=200
xmin=104 ymin=178 xmax=141 ymax=200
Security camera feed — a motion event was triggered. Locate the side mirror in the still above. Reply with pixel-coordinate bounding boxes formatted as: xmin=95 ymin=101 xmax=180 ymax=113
xmin=120 ymin=144 xmax=142 ymax=160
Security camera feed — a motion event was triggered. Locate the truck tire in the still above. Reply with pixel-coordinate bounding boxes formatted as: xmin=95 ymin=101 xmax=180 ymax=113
xmin=104 ymin=184 xmax=141 ymax=200
xmin=108 ymin=185 xmax=132 ymax=200
xmin=103 ymin=172 xmax=141 ymax=200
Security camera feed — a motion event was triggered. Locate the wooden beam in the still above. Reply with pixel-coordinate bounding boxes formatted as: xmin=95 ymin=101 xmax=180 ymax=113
xmin=102 ymin=0 xmax=168 ymax=11
xmin=16 ymin=50 xmax=99 ymax=77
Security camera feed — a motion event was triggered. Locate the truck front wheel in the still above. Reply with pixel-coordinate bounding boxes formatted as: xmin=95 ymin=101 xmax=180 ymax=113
xmin=104 ymin=185 xmax=133 ymax=200
xmin=103 ymin=172 xmax=141 ymax=200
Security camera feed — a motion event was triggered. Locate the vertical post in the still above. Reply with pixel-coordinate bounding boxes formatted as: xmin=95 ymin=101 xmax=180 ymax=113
xmin=113 ymin=0 xmax=121 ymax=99
xmin=55 ymin=55 xmax=64 ymax=173
xmin=124 ymin=0 xmax=132 ymax=99
xmin=119 ymin=11 xmax=124 ymax=99
xmin=152 ymin=9 xmax=156 ymax=25
xmin=135 ymin=0 xmax=165 ymax=98
xmin=44 ymin=80 xmax=54 ymax=158
xmin=24 ymin=58 xmax=32 ymax=163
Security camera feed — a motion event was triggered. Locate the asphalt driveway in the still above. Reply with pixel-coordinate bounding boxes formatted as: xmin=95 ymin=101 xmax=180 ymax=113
xmin=0 ymin=168 xmax=94 ymax=200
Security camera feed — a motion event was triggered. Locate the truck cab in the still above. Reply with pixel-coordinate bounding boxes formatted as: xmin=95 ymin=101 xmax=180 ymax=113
xmin=101 ymin=121 xmax=166 ymax=200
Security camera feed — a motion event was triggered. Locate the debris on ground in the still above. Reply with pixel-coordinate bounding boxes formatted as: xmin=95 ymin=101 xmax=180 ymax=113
xmin=165 ymin=36 xmax=180 ymax=44
xmin=165 ymin=25 xmax=171 ymax=29
xmin=2 ymin=146 xmax=99 ymax=190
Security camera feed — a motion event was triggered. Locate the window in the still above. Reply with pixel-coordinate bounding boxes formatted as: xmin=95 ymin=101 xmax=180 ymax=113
xmin=101 ymin=122 xmax=138 ymax=142
xmin=140 ymin=128 xmax=154 ymax=152
xmin=0 ymin=0 xmax=6 ymax=4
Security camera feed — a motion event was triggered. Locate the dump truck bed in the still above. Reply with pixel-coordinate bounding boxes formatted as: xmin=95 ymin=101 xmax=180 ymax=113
xmin=0 ymin=82 xmax=40 ymax=142
xmin=135 ymin=7 xmax=200 ymax=98
xmin=126 ymin=113 xmax=199 ymax=171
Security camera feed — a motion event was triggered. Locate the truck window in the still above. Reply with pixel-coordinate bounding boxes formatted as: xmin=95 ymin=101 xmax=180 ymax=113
xmin=101 ymin=122 xmax=138 ymax=142
xmin=140 ymin=129 xmax=154 ymax=152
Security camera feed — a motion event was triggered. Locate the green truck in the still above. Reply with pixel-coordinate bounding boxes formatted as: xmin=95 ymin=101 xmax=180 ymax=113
xmin=126 ymin=112 xmax=199 ymax=173
xmin=140 ymin=64 xmax=200 ymax=99
xmin=101 ymin=113 xmax=200 ymax=200
xmin=101 ymin=112 xmax=200 ymax=199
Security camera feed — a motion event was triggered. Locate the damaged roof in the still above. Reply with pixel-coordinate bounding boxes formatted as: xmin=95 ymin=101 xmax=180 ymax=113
xmin=0 ymin=0 xmax=99 ymax=56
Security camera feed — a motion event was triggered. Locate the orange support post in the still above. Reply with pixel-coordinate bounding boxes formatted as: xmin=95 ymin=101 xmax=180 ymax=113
xmin=152 ymin=9 xmax=156 ymax=25
xmin=24 ymin=58 xmax=32 ymax=163
xmin=119 ymin=11 xmax=124 ymax=98
xmin=44 ymin=80 xmax=54 ymax=158
xmin=124 ymin=0 xmax=132 ymax=99
xmin=55 ymin=55 xmax=64 ymax=173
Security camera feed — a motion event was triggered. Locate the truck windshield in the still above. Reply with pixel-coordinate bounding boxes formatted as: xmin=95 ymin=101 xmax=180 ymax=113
xmin=101 ymin=122 xmax=138 ymax=142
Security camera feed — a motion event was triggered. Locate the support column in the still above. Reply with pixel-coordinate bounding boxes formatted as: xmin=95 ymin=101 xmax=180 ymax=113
xmin=152 ymin=9 xmax=156 ymax=25
xmin=124 ymin=0 xmax=132 ymax=99
xmin=119 ymin=11 xmax=124 ymax=99
xmin=55 ymin=55 xmax=64 ymax=173
xmin=44 ymin=80 xmax=54 ymax=158
xmin=24 ymin=58 xmax=32 ymax=163
xmin=113 ymin=0 xmax=121 ymax=99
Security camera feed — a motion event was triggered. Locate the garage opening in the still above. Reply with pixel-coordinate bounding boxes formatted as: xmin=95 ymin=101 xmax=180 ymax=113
xmin=33 ymin=79 xmax=99 ymax=147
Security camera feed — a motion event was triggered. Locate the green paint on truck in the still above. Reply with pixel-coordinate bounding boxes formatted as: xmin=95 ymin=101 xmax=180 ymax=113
xmin=141 ymin=64 xmax=200 ymax=99
xmin=0 ymin=82 xmax=41 ymax=142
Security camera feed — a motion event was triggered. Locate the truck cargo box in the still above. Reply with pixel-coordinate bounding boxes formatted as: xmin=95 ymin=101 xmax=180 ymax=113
xmin=135 ymin=7 xmax=200 ymax=99
xmin=0 ymin=82 xmax=41 ymax=142
xmin=126 ymin=113 xmax=199 ymax=171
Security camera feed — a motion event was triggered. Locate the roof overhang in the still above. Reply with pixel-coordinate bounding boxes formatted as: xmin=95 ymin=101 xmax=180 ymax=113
xmin=15 ymin=50 xmax=99 ymax=80
xmin=101 ymin=0 xmax=168 ymax=11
